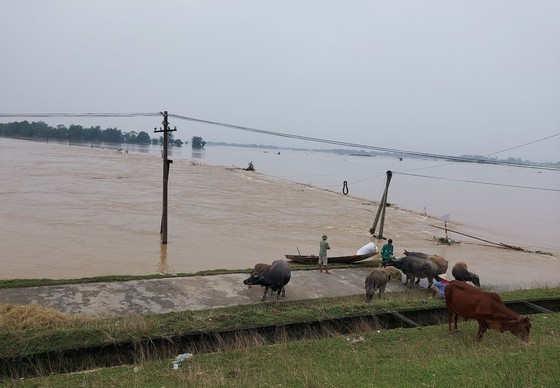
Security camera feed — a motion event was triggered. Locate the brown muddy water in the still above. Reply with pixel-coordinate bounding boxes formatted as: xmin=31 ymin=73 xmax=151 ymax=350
xmin=1 ymin=138 xmax=378 ymax=278
xmin=1 ymin=138 xmax=559 ymax=283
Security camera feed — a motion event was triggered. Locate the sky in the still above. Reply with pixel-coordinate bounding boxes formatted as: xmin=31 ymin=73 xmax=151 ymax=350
xmin=1 ymin=1 xmax=559 ymax=162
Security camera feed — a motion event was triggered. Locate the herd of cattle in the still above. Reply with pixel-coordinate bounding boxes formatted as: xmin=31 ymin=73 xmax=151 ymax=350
xmin=243 ymin=251 xmax=531 ymax=342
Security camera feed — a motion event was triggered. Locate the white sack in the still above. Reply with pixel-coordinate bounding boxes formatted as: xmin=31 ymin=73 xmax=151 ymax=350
xmin=356 ymin=242 xmax=378 ymax=255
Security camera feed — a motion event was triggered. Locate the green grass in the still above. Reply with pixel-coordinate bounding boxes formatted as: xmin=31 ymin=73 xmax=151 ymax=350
xmin=0 ymin=262 xmax=377 ymax=289
xmin=0 ymin=270 xmax=242 ymax=289
xmin=1 ymin=284 xmax=558 ymax=386
xmin=1 ymin=287 xmax=559 ymax=360
xmin=9 ymin=313 xmax=560 ymax=387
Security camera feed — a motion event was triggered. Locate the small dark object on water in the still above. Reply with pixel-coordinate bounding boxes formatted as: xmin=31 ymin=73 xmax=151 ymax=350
xmin=243 ymin=161 xmax=255 ymax=171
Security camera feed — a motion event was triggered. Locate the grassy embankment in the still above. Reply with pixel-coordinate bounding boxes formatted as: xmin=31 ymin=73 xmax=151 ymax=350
xmin=10 ymin=313 xmax=559 ymax=387
xmin=1 ymin=276 xmax=559 ymax=386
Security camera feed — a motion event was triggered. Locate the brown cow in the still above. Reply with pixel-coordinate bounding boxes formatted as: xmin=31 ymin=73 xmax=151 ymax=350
xmin=445 ymin=281 xmax=531 ymax=342
xmin=427 ymin=255 xmax=449 ymax=273
xmin=452 ymin=261 xmax=481 ymax=287
xmin=365 ymin=268 xmax=391 ymax=301
xmin=384 ymin=266 xmax=402 ymax=282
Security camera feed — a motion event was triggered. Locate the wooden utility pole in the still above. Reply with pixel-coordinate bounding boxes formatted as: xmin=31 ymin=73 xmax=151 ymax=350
xmin=154 ymin=111 xmax=175 ymax=244
xmin=370 ymin=170 xmax=393 ymax=239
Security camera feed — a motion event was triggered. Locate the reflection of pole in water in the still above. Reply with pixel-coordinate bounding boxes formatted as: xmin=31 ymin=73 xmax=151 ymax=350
xmin=158 ymin=244 xmax=169 ymax=275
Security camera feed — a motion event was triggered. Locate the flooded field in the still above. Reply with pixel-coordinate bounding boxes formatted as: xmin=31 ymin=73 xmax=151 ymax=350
xmin=1 ymin=138 xmax=558 ymax=281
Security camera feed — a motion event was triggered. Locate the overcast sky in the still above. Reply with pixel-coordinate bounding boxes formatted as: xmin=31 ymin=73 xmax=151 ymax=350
xmin=1 ymin=1 xmax=559 ymax=162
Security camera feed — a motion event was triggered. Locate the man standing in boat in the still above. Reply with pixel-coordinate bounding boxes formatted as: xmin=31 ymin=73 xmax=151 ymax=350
xmin=319 ymin=235 xmax=331 ymax=274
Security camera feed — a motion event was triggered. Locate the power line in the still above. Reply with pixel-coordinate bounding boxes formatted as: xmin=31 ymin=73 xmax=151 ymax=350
xmin=169 ymin=113 xmax=456 ymax=157
xmin=395 ymin=172 xmax=560 ymax=192
xmin=171 ymin=113 xmax=560 ymax=191
xmin=486 ymin=133 xmax=560 ymax=157
xmin=169 ymin=113 xmax=559 ymax=171
xmin=0 ymin=112 xmax=161 ymax=118
xmin=2 ymin=111 xmax=558 ymax=171
xmin=376 ymin=132 xmax=560 ymax=176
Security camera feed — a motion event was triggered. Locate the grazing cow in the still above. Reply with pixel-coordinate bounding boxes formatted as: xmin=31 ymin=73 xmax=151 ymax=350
xmin=243 ymin=263 xmax=271 ymax=289
xmin=384 ymin=266 xmax=402 ymax=282
xmin=427 ymin=255 xmax=449 ymax=274
xmin=404 ymin=250 xmax=449 ymax=283
xmin=445 ymin=281 xmax=531 ymax=342
xmin=452 ymin=262 xmax=481 ymax=287
xmin=385 ymin=256 xmax=439 ymax=288
xmin=365 ymin=268 xmax=391 ymax=302
xmin=243 ymin=260 xmax=291 ymax=303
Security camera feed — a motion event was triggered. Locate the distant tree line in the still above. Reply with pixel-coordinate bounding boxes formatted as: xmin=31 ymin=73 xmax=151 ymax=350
xmin=0 ymin=120 xmax=155 ymax=144
xmin=0 ymin=121 xmax=205 ymax=148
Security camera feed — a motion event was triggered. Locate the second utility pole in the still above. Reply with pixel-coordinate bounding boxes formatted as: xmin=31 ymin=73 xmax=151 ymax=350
xmin=154 ymin=111 xmax=175 ymax=244
xmin=370 ymin=170 xmax=393 ymax=239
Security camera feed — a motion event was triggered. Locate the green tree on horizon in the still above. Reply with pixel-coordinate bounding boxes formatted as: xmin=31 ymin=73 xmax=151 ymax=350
xmin=0 ymin=121 xmax=181 ymax=145
xmin=135 ymin=131 xmax=152 ymax=144
xmin=192 ymin=136 xmax=206 ymax=149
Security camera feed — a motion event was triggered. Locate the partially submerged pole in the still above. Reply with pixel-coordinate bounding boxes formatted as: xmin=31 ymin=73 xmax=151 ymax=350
xmin=377 ymin=170 xmax=392 ymax=239
xmin=154 ymin=111 xmax=176 ymax=244
xmin=441 ymin=214 xmax=450 ymax=241
xmin=370 ymin=188 xmax=387 ymax=236
xmin=370 ymin=170 xmax=392 ymax=239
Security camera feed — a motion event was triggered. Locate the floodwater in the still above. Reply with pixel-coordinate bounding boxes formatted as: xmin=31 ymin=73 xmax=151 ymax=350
xmin=185 ymin=144 xmax=560 ymax=252
xmin=178 ymin=142 xmax=559 ymax=254
xmin=1 ymin=138 xmax=559 ymax=279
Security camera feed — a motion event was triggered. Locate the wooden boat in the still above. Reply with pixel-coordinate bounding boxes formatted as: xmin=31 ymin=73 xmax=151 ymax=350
xmin=285 ymin=252 xmax=375 ymax=265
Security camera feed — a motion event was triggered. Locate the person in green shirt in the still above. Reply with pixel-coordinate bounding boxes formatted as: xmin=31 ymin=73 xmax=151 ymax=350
xmin=380 ymin=239 xmax=394 ymax=267
xmin=318 ymin=234 xmax=331 ymax=274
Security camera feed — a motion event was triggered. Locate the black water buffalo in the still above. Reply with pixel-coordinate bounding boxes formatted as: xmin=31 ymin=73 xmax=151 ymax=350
xmin=243 ymin=260 xmax=291 ymax=302
xmin=452 ymin=261 xmax=481 ymax=287
xmin=404 ymin=250 xmax=449 ymax=272
xmin=404 ymin=250 xmax=449 ymax=284
xmin=243 ymin=263 xmax=272 ymax=289
xmin=365 ymin=268 xmax=391 ymax=301
xmin=386 ymin=255 xmax=439 ymax=288
xmin=403 ymin=250 xmax=430 ymax=260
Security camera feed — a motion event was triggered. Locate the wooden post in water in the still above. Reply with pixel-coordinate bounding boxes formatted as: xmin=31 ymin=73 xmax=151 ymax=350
xmin=154 ymin=111 xmax=176 ymax=244
xmin=370 ymin=170 xmax=392 ymax=239
xmin=370 ymin=189 xmax=386 ymax=236
xmin=441 ymin=214 xmax=450 ymax=242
